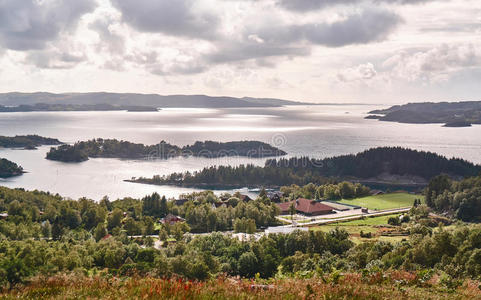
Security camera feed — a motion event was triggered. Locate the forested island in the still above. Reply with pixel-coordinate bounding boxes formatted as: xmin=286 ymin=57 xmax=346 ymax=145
xmin=0 ymin=158 xmax=24 ymax=177
xmin=366 ymin=101 xmax=481 ymax=127
xmin=129 ymin=147 xmax=481 ymax=188
xmin=0 ymin=103 xmax=159 ymax=112
xmin=46 ymin=139 xmax=287 ymax=162
xmin=0 ymin=134 xmax=62 ymax=149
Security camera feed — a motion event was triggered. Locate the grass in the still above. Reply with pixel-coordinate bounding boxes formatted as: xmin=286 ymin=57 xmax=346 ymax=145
xmin=310 ymin=213 xmax=404 ymax=243
xmin=2 ymin=273 xmax=479 ymax=300
xmin=337 ymin=193 xmax=424 ymax=210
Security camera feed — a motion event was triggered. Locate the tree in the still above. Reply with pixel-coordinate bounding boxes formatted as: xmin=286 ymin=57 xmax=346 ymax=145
xmin=124 ymin=217 xmax=141 ymax=236
xmin=246 ymin=219 xmax=256 ymax=234
xmin=289 ymin=203 xmax=296 ymax=220
xmin=107 ymin=208 xmax=123 ymax=230
xmin=143 ymin=216 xmax=155 ymax=236
xmin=160 ymin=196 xmax=168 ymax=217
xmin=41 ymin=220 xmax=52 ymax=239
xmin=94 ymin=223 xmax=108 ymax=241
xmin=238 ymin=251 xmax=259 ymax=277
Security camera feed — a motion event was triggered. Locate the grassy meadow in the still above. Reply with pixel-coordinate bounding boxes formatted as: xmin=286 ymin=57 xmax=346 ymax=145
xmin=337 ymin=193 xmax=423 ymax=210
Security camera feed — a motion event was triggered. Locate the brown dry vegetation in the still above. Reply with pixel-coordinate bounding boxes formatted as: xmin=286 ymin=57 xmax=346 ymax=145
xmin=1 ymin=272 xmax=480 ymax=300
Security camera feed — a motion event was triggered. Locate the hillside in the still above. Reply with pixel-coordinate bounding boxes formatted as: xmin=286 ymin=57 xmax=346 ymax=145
xmin=0 ymin=92 xmax=311 ymax=108
xmin=0 ymin=158 xmax=24 ymax=177
xmin=366 ymin=101 xmax=481 ymax=127
xmin=131 ymin=147 xmax=481 ymax=188
xmin=46 ymin=139 xmax=287 ymax=162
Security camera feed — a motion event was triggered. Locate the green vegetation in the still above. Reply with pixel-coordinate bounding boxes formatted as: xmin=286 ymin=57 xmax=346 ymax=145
xmin=366 ymin=101 xmax=481 ymax=127
xmin=425 ymin=175 xmax=481 ymax=221
xmin=1 ymin=185 xmax=481 ymax=300
xmin=132 ymin=147 xmax=481 ymax=188
xmin=46 ymin=139 xmax=286 ymax=162
xmin=338 ymin=193 xmax=423 ymax=210
xmin=279 ymin=182 xmax=371 ymax=201
xmin=0 ymin=135 xmax=62 ymax=149
xmin=0 ymin=158 xmax=23 ymax=178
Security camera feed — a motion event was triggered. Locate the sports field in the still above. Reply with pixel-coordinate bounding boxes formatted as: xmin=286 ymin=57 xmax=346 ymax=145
xmin=337 ymin=193 xmax=423 ymax=210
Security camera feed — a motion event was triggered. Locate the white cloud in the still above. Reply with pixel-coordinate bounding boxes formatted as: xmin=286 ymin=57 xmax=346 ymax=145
xmin=0 ymin=0 xmax=96 ymax=50
xmin=383 ymin=44 xmax=479 ymax=82
xmin=337 ymin=63 xmax=377 ymax=82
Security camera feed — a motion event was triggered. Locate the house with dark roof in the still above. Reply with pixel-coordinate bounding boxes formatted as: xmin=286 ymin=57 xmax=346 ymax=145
xmin=239 ymin=194 xmax=252 ymax=202
xmin=267 ymin=191 xmax=283 ymax=203
xmin=370 ymin=190 xmax=385 ymax=196
xmin=278 ymin=198 xmax=335 ymax=216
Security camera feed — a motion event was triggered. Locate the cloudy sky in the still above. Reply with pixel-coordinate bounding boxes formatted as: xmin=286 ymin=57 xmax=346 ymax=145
xmin=0 ymin=0 xmax=480 ymax=103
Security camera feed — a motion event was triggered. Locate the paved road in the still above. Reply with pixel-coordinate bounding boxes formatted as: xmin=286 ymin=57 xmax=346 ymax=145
xmin=276 ymin=207 xmax=411 ymax=228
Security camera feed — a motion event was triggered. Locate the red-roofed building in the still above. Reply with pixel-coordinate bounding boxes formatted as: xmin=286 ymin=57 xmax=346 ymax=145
xmin=162 ymin=214 xmax=185 ymax=225
xmin=278 ymin=198 xmax=335 ymax=216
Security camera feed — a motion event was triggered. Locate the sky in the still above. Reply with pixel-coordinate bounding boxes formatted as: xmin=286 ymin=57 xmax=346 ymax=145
xmin=0 ymin=0 xmax=480 ymax=104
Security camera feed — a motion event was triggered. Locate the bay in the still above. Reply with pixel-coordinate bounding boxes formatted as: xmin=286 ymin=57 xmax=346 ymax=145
xmin=1 ymin=105 xmax=480 ymax=200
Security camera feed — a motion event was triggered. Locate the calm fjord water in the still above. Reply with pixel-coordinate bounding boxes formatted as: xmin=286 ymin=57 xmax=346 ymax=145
xmin=1 ymin=105 xmax=480 ymax=200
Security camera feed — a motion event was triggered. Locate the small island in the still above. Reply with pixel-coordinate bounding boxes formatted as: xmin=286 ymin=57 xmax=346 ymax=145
xmin=366 ymin=101 xmax=481 ymax=127
xmin=0 ymin=135 xmax=63 ymax=149
xmin=0 ymin=158 xmax=24 ymax=177
xmin=46 ymin=139 xmax=287 ymax=162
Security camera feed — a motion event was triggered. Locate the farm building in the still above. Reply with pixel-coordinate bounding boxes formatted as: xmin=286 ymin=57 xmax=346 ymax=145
xmin=278 ymin=198 xmax=335 ymax=216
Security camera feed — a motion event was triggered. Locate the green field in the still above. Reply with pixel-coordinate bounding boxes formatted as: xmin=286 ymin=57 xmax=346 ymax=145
xmin=337 ymin=193 xmax=423 ymax=210
xmin=310 ymin=213 xmax=405 ymax=244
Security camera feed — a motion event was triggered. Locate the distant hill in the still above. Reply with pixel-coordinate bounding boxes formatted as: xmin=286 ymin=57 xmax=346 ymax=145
xmin=0 ymin=92 xmax=312 ymax=108
xmin=130 ymin=147 xmax=481 ymax=188
xmin=366 ymin=101 xmax=481 ymax=127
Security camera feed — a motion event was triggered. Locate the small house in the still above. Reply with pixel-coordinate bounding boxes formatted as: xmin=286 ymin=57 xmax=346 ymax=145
xmin=162 ymin=214 xmax=185 ymax=225
xmin=267 ymin=192 xmax=283 ymax=203
xmin=370 ymin=190 xmax=385 ymax=196
xmin=239 ymin=194 xmax=252 ymax=202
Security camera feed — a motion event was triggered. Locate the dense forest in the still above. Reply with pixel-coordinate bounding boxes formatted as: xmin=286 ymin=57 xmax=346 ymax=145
xmin=0 ymin=158 xmax=23 ymax=178
xmin=131 ymin=147 xmax=481 ymax=188
xmin=1 ymin=185 xmax=481 ymax=297
xmin=0 ymin=134 xmax=62 ymax=149
xmin=366 ymin=101 xmax=481 ymax=127
xmin=425 ymin=175 xmax=481 ymax=221
xmin=46 ymin=139 xmax=286 ymax=162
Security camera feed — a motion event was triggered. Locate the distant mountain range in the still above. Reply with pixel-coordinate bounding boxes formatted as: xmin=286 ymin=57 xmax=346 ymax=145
xmin=0 ymin=92 xmax=313 ymax=109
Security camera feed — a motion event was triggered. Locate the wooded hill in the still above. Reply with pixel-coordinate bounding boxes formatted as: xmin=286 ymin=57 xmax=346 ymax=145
xmin=131 ymin=147 xmax=481 ymax=188
xmin=366 ymin=101 xmax=481 ymax=127
xmin=0 ymin=158 xmax=23 ymax=177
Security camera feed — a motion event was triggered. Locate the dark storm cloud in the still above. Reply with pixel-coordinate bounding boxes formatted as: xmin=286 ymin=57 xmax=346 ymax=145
xmin=110 ymin=0 xmax=220 ymax=40
xmin=0 ymin=0 xmax=96 ymax=51
xmin=277 ymin=0 xmax=444 ymax=12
